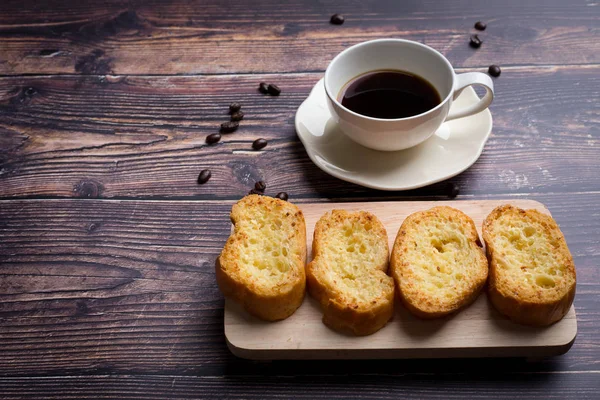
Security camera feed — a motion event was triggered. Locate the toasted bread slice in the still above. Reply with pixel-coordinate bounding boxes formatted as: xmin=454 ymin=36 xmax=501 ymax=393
xmin=216 ymin=195 xmax=306 ymax=321
xmin=391 ymin=206 xmax=488 ymax=318
xmin=482 ymin=205 xmax=576 ymax=326
xmin=307 ymin=210 xmax=394 ymax=336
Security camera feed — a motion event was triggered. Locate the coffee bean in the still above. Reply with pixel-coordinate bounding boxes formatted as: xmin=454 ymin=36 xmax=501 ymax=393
xmin=220 ymin=121 xmax=239 ymax=133
xmin=488 ymin=64 xmax=501 ymax=77
xmin=330 ymin=14 xmax=345 ymax=25
xmin=267 ymin=84 xmax=281 ymax=96
xmin=255 ymin=181 xmax=266 ymax=191
xmin=469 ymin=34 xmax=482 ymax=48
xmin=275 ymin=192 xmax=289 ymax=201
xmin=252 ymin=138 xmax=268 ymax=150
xmin=229 ymin=102 xmax=241 ymax=113
xmin=231 ymin=111 xmax=244 ymax=121
xmin=447 ymin=182 xmax=459 ymax=198
xmin=198 ymin=169 xmax=211 ymax=184
xmin=248 ymin=189 xmax=263 ymax=195
xmin=259 ymin=82 xmax=269 ymax=94
xmin=206 ymin=133 xmax=221 ymax=144
xmin=474 ymin=21 xmax=486 ymax=31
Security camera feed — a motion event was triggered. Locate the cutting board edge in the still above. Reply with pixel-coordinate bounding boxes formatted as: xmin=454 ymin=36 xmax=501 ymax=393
xmin=224 ymin=304 xmax=577 ymax=360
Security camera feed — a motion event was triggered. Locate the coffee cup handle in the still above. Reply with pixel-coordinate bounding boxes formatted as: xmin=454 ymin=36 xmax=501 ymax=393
xmin=445 ymin=72 xmax=494 ymax=122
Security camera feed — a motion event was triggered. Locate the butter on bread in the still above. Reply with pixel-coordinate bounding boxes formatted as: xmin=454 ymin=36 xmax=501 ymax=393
xmin=307 ymin=210 xmax=394 ymax=336
xmin=391 ymin=206 xmax=488 ymax=318
xmin=482 ymin=205 xmax=576 ymax=326
xmin=216 ymin=194 xmax=306 ymax=321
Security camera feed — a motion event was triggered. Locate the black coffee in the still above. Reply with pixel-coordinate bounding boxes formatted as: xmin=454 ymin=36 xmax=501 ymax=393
xmin=338 ymin=70 xmax=441 ymax=119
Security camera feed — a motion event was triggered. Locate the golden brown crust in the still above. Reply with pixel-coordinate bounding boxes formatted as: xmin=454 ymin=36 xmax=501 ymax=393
xmin=216 ymin=195 xmax=306 ymax=321
xmin=307 ymin=210 xmax=394 ymax=336
xmin=391 ymin=206 xmax=488 ymax=319
xmin=482 ymin=205 xmax=576 ymax=326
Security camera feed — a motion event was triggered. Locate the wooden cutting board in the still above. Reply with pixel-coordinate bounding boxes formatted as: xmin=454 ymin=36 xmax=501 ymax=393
xmin=224 ymin=199 xmax=577 ymax=360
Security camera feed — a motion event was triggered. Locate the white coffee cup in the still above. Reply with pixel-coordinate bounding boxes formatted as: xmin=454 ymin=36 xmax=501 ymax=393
xmin=324 ymin=39 xmax=494 ymax=151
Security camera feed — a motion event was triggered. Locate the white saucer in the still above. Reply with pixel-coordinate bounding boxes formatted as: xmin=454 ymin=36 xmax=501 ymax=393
xmin=295 ymin=79 xmax=493 ymax=191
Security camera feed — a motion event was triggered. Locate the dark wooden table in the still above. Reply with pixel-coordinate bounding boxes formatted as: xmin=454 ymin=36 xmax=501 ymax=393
xmin=1 ymin=0 xmax=599 ymax=398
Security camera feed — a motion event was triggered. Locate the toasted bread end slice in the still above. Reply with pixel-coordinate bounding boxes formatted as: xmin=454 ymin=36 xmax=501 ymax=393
xmin=483 ymin=205 xmax=576 ymax=326
xmin=391 ymin=206 xmax=488 ymax=319
xmin=216 ymin=195 xmax=307 ymax=321
xmin=307 ymin=210 xmax=394 ymax=336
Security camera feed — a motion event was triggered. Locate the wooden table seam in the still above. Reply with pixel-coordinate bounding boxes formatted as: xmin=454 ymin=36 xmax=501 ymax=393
xmin=0 ymin=62 xmax=598 ymax=79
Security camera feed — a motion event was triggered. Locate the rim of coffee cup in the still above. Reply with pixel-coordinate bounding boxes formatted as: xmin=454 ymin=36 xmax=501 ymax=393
xmin=323 ymin=38 xmax=456 ymax=122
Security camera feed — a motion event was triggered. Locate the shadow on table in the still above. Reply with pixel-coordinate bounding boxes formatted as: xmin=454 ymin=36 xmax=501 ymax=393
xmin=220 ymin=354 xmax=565 ymax=396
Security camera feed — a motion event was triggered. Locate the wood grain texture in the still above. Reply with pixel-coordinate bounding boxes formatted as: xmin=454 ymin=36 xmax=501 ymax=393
xmin=1 ymin=372 xmax=600 ymax=400
xmin=1 ymin=0 xmax=599 ymax=397
xmin=1 ymin=193 xmax=598 ymax=377
xmin=225 ymin=200 xmax=576 ymax=360
xmin=0 ymin=0 xmax=599 ymax=75
xmin=0 ymin=66 xmax=598 ymax=199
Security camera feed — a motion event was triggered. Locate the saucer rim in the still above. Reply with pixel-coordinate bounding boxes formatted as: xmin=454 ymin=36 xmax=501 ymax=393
xmin=295 ymin=78 xmax=493 ymax=191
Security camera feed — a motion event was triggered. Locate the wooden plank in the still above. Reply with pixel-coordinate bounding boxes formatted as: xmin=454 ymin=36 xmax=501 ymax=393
xmin=0 ymin=193 xmax=598 ymax=375
xmin=1 ymin=372 xmax=599 ymax=399
xmin=0 ymin=0 xmax=599 ymax=75
xmin=225 ymin=199 xmax=576 ymax=360
xmin=1 ymin=66 xmax=599 ymax=199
